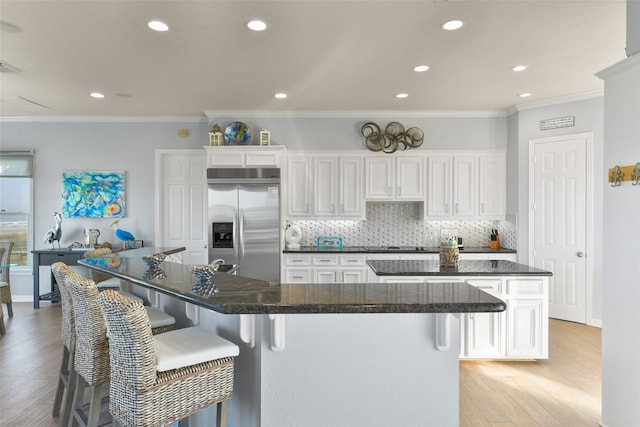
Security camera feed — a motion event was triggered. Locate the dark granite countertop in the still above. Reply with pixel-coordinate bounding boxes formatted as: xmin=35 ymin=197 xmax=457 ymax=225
xmin=78 ymin=248 xmax=506 ymax=315
xmin=284 ymin=246 xmax=516 ymax=254
xmin=367 ymin=259 xmax=552 ymax=276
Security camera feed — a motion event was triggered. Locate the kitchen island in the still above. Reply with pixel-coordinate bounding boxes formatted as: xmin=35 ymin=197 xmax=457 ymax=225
xmin=80 ymin=248 xmax=505 ymax=427
xmin=368 ymin=259 xmax=552 ymax=360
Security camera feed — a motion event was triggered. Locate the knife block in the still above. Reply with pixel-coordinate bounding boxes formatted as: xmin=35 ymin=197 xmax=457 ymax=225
xmin=490 ymin=235 xmax=501 ymax=249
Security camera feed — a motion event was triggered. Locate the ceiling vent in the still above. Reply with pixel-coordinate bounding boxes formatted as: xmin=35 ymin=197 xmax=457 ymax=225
xmin=0 ymin=61 xmax=22 ymax=73
xmin=2 ymin=96 xmax=51 ymax=111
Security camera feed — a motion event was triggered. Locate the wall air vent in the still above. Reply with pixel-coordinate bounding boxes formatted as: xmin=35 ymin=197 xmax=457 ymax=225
xmin=0 ymin=61 xmax=21 ymax=73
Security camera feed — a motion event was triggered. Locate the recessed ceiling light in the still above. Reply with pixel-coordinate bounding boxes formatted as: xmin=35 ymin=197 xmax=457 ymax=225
xmin=512 ymin=65 xmax=528 ymax=72
xmin=147 ymin=20 xmax=169 ymax=32
xmin=247 ymin=20 xmax=267 ymax=31
xmin=413 ymin=65 xmax=429 ymax=72
xmin=442 ymin=20 xmax=463 ymax=31
xmin=518 ymin=92 xmax=532 ymax=98
xmin=90 ymin=92 xmax=105 ymax=99
xmin=396 ymin=93 xmax=409 ymax=99
xmin=274 ymin=93 xmax=287 ymax=99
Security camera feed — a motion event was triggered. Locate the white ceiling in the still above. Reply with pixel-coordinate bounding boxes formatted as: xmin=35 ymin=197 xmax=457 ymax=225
xmin=0 ymin=0 xmax=628 ymax=117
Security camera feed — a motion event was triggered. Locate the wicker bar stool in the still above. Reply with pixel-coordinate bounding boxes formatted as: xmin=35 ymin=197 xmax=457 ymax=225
xmin=51 ymin=262 xmax=78 ymax=427
xmin=96 ymin=289 xmax=239 ymax=427
xmin=0 ymin=241 xmax=14 ymax=317
xmin=64 ymin=270 xmax=176 ymax=427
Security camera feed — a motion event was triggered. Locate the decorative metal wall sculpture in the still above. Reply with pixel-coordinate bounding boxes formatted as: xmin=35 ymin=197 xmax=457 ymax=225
xmin=361 ymin=122 xmax=424 ymax=153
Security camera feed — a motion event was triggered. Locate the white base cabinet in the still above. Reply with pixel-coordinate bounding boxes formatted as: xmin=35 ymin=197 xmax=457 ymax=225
xmin=374 ymin=274 xmax=548 ymax=360
xmin=283 ymin=254 xmax=368 ymax=284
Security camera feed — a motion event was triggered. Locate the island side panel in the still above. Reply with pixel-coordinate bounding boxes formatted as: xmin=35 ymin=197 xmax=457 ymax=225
xmin=189 ymin=309 xmax=264 ymax=427
xmin=260 ymin=313 xmax=460 ymax=427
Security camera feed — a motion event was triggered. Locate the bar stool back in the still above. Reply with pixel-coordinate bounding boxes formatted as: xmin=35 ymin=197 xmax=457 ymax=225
xmin=64 ymin=269 xmax=176 ymax=426
xmin=51 ymin=262 xmax=77 ymax=427
xmin=65 ymin=269 xmax=111 ymax=427
xmin=97 ymin=289 xmax=239 ymax=427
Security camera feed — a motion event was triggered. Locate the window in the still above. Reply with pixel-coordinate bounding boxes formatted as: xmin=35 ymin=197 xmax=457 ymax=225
xmin=0 ymin=151 xmax=33 ymax=267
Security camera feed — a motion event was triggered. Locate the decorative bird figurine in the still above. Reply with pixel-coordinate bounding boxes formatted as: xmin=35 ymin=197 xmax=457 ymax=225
xmin=44 ymin=212 xmax=62 ymax=248
xmin=111 ymin=219 xmax=135 ymax=242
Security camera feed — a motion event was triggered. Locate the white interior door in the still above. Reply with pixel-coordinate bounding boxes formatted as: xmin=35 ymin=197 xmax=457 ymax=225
xmin=530 ymin=133 xmax=591 ymax=323
xmin=155 ymin=150 xmax=207 ymax=265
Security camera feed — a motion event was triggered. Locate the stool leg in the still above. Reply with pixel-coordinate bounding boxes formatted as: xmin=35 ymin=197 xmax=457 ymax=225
xmin=70 ymin=373 xmax=87 ymax=427
xmin=6 ymin=301 xmax=12 ymax=317
xmin=53 ymin=347 xmax=70 ymax=416
xmin=86 ymin=383 xmax=106 ymax=427
xmin=216 ymin=401 xmax=229 ymax=427
xmin=61 ymin=354 xmax=77 ymax=427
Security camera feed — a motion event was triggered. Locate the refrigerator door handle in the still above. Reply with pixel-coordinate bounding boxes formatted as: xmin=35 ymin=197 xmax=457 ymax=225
xmin=233 ymin=210 xmax=239 ymax=261
xmin=239 ymin=208 xmax=245 ymax=258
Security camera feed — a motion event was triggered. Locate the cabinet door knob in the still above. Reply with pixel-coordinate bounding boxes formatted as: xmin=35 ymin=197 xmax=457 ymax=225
xmin=577 ymin=252 xmax=585 ymax=258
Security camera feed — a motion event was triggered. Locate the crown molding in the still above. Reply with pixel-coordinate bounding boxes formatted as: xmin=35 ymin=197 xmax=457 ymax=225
xmin=201 ymin=110 xmax=507 ymax=120
xmin=0 ymin=115 xmax=206 ymax=123
xmin=596 ymin=53 xmax=640 ymax=79
xmin=507 ymin=89 xmax=604 ymax=114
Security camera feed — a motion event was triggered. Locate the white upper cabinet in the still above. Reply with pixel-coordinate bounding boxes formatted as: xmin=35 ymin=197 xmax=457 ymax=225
xmin=338 ymin=156 xmax=364 ymax=218
xmin=204 ymin=146 xmax=284 ymax=168
xmin=478 ymin=154 xmax=506 ymax=219
xmin=314 ymin=156 xmax=339 ymax=217
xmin=452 ymin=155 xmax=478 ymax=217
xmin=365 ymin=156 xmax=424 ymax=200
xmin=427 ymin=156 xmax=452 ymax=216
xmin=396 ymin=157 xmax=425 ymax=199
xmin=288 ymin=153 xmax=364 ymax=219
xmin=365 ymin=157 xmax=394 ymax=199
xmin=427 ymin=152 xmax=504 ymax=219
xmin=287 ymin=155 xmax=313 ymax=217
xmin=428 ymin=155 xmax=478 ymax=218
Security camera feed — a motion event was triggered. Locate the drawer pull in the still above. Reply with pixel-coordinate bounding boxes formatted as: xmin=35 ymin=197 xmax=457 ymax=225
xmin=292 ymin=275 xmax=305 ymax=279
xmin=478 ymin=286 xmax=494 ymax=289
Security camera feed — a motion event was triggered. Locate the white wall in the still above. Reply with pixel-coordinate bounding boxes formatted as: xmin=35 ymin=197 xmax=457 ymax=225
xmin=507 ymin=95 xmax=605 ymax=323
xmin=598 ymin=53 xmax=640 ymax=426
xmin=1 ymin=114 xmax=507 ymax=298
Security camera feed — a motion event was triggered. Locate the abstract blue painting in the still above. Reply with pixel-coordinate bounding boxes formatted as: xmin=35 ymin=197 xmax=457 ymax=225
xmin=62 ymin=171 xmax=126 ymax=218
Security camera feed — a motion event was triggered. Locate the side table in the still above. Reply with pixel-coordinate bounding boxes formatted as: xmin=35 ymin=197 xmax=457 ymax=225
xmin=31 ymin=249 xmax=86 ymax=309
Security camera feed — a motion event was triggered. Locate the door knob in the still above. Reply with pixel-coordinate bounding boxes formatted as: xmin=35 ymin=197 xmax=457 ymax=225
xmin=577 ymin=252 xmax=585 ymax=257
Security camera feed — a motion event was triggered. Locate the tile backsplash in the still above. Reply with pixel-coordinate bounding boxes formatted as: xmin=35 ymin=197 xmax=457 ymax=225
xmin=288 ymin=203 xmax=517 ymax=249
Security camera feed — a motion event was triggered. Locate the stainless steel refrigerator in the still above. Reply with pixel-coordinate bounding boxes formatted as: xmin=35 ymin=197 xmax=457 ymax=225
xmin=207 ymin=167 xmax=280 ymax=283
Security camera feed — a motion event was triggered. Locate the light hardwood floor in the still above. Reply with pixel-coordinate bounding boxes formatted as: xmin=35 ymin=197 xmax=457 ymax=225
xmin=460 ymin=319 xmax=602 ymax=426
xmin=0 ymin=303 xmax=601 ymax=427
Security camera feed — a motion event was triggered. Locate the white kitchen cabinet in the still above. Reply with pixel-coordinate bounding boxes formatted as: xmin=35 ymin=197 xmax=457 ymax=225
xmin=314 ymin=156 xmax=338 ymax=217
xmin=283 ymin=253 xmax=367 ymax=284
xmin=287 ymin=155 xmax=313 ymax=217
xmin=204 ymin=146 xmax=284 ymax=168
xmin=365 ymin=157 xmax=394 ymax=199
xmin=427 ymin=155 xmax=477 ymax=218
xmin=339 ymin=156 xmax=364 ymax=218
xmin=459 ymin=253 xmax=517 ymax=262
xmin=478 ymin=154 xmax=506 ymax=219
xmin=369 ymin=272 xmax=548 ymax=360
xmin=461 ymin=279 xmax=505 ymax=358
xmin=453 ymin=155 xmax=478 ymax=217
xmin=313 ymin=155 xmax=364 ymax=219
xmin=365 ymin=156 xmax=424 ymax=200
